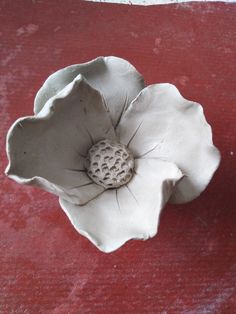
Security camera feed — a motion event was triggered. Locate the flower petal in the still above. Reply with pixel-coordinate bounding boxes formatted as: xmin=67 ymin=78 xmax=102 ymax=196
xmin=116 ymin=83 xmax=221 ymax=204
xmin=59 ymin=158 xmax=183 ymax=253
xmin=34 ymin=56 xmax=145 ymax=127
xmin=6 ymin=75 xmax=116 ymax=205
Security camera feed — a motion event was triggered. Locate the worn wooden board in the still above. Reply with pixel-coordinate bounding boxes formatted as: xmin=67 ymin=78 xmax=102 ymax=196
xmin=0 ymin=0 xmax=235 ymax=312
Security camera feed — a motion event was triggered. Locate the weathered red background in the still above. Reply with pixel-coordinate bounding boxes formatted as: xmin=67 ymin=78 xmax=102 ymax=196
xmin=0 ymin=1 xmax=235 ymax=312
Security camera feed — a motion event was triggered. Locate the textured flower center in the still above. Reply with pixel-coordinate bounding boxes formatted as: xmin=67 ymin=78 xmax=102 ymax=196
xmin=86 ymin=139 xmax=135 ymax=189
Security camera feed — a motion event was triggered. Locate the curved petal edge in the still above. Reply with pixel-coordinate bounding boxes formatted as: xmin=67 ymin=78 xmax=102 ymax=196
xmin=5 ymin=75 xmax=115 ymax=205
xmin=117 ymin=83 xmax=221 ymax=204
xmin=59 ymin=158 xmax=183 ymax=253
xmin=34 ymin=56 xmax=145 ymax=127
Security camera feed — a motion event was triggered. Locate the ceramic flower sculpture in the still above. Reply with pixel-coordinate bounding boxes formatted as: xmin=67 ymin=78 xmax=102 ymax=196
xmin=5 ymin=56 xmax=221 ymax=253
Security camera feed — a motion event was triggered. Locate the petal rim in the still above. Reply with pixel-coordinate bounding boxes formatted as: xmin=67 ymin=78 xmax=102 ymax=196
xmin=5 ymin=75 xmax=115 ymax=205
xmin=34 ymin=56 xmax=145 ymax=127
xmin=59 ymin=158 xmax=183 ymax=253
xmin=116 ymin=83 xmax=221 ymax=204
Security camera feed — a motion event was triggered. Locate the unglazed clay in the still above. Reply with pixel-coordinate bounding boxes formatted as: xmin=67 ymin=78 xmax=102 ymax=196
xmin=5 ymin=56 xmax=221 ymax=253
xmin=86 ymin=139 xmax=135 ymax=189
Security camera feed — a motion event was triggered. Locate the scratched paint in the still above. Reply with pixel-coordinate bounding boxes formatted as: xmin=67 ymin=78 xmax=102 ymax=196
xmin=16 ymin=24 xmax=39 ymax=37
xmin=86 ymin=0 xmax=235 ymax=5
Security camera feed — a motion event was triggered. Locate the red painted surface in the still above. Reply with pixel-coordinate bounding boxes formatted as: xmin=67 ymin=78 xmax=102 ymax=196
xmin=0 ymin=1 xmax=236 ymax=312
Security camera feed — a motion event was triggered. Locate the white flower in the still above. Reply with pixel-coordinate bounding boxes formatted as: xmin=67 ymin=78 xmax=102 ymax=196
xmin=5 ymin=56 xmax=220 ymax=253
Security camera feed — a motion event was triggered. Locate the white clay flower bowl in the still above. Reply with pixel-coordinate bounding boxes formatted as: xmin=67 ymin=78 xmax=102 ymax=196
xmin=5 ymin=56 xmax=221 ymax=253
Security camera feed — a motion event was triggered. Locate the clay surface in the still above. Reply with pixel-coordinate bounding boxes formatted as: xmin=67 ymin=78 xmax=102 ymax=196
xmin=5 ymin=56 xmax=220 ymax=252
xmin=86 ymin=139 xmax=134 ymax=189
